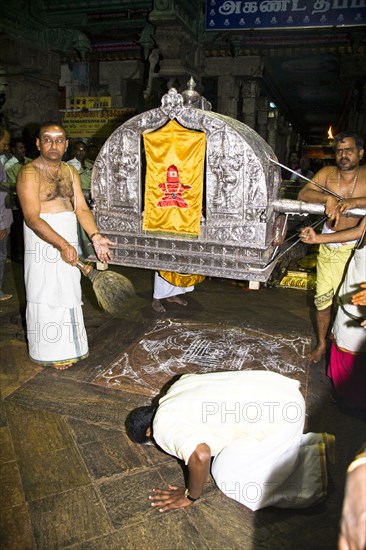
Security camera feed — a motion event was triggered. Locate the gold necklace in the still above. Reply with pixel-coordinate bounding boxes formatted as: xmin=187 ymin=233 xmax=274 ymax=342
xmin=337 ymin=169 xmax=359 ymax=198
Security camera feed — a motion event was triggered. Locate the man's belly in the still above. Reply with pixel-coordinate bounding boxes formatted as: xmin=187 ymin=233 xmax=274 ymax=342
xmin=40 ymin=198 xmax=74 ymax=213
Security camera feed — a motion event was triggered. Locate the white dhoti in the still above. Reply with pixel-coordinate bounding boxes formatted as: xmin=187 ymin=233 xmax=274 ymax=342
xmin=209 ymin=376 xmax=332 ymax=511
xmin=24 ymin=212 xmax=88 ymax=366
xmin=332 ymin=245 xmax=366 ymax=354
xmin=212 ymin=431 xmax=332 ymax=511
xmin=153 ymin=272 xmax=194 ymax=299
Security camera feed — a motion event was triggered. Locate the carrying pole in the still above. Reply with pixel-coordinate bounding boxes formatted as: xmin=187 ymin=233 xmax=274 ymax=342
xmin=266 ymin=154 xmax=342 ymax=200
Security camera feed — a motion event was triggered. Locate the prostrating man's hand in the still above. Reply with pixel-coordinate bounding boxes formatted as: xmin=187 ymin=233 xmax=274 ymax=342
xmin=149 ymin=485 xmax=192 ymax=512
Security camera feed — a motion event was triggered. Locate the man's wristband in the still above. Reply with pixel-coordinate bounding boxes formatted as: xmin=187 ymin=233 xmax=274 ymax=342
xmin=184 ymin=488 xmax=199 ymax=502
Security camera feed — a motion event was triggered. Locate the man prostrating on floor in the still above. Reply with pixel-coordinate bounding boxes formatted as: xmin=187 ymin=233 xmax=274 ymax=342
xmin=126 ymin=370 xmax=334 ymax=512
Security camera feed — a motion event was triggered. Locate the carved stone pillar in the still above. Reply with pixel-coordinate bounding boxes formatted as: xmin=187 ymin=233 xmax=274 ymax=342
xmin=276 ymin=115 xmax=292 ymax=163
xmin=153 ymin=26 xmax=202 ymax=81
xmin=257 ymin=96 xmax=269 ymax=141
xmin=217 ymin=75 xmax=238 ymax=119
xmin=347 ymin=81 xmax=366 ymax=138
xmin=267 ymin=108 xmax=278 ymax=152
xmin=204 ymin=56 xmax=264 ymax=121
xmin=0 ymin=37 xmax=61 ymax=139
xmin=148 ymin=0 xmax=203 ymax=87
xmin=240 ymin=79 xmax=259 ymax=130
xmin=0 ymin=11 xmax=91 ymax=138
xmin=99 ymin=60 xmax=144 ymax=108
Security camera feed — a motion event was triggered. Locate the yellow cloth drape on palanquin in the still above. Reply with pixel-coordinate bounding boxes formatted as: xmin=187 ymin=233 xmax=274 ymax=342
xmin=159 ymin=271 xmax=206 ymax=287
xmin=142 ymin=119 xmax=206 ymax=236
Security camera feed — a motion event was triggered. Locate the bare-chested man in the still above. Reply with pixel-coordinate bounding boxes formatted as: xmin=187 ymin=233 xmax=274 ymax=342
xmin=17 ymin=122 xmax=113 ymax=369
xmin=298 ymin=131 xmax=366 ymax=363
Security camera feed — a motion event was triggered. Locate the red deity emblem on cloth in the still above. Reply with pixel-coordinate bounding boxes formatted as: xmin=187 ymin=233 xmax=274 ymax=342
xmin=157 ymin=164 xmax=191 ymax=208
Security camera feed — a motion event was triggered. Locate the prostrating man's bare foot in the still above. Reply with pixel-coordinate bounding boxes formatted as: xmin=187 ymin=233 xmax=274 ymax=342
xmin=49 ymin=360 xmax=76 ymax=370
xmin=166 ymin=296 xmax=188 ymax=306
xmin=307 ymin=342 xmax=327 ymax=363
xmin=152 ymin=298 xmax=166 ymax=313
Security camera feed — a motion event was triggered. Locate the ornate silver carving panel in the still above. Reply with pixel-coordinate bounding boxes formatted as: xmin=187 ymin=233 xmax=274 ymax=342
xmin=92 ymin=87 xmax=282 ymax=281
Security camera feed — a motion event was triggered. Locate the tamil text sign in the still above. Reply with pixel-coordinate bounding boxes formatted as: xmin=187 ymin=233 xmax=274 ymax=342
xmin=62 ymin=109 xmax=136 ymax=139
xmin=70 ymin=96 xmax=112 ymax=109
xmin=205 ymin=1 xmax=365 ymax=30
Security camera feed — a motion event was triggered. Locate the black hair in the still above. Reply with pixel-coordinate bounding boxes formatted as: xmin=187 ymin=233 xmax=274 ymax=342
xmin=125 ymin=405 xmax=157 ymax=444
xmin=73 ymin=140 xmax=86 ymax=149
xmin=10 ymin=137 xmax=25 ymax=149
xmin=334 ymin=131 xmax=364 ymax=151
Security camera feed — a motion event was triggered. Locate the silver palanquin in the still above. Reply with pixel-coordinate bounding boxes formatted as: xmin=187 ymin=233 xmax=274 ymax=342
xmin=91 ymin=82 xmax=363 ymax=282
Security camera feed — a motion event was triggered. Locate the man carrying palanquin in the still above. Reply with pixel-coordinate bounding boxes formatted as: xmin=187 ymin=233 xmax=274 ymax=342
xmin=298 ymin=131 xmax=366 ymax=363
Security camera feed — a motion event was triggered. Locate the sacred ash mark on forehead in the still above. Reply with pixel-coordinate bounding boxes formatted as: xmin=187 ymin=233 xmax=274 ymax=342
xmin=42 ymin=130 xmax=65 ymax=138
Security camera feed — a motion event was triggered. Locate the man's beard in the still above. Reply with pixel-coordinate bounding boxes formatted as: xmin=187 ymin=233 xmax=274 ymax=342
xmin=337 ymin=158 xmax=358 ymax=171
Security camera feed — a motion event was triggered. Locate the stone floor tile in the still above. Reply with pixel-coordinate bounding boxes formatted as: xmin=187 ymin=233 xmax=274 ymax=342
xmin=98 ymin=468 xmax=163 ymax=528
xmin=0 ymin=340 xmax=43 ymax=399
xmin=0 ymin=427 xmax=15 ymax=464
xmin=28 ymin=485 xmax=111 ymax=550
xmin=0 ymin=460 xmax=24 ymax=509
xmin=6 ymin=402 xmax=79 ymax=456
xmin=187 ymin=490 xmax=255 ymax=550
xmin=75 ymin=511 xmax=210 ymax=550
xmin=0 ymin=503 xmax=36 ymax=550
xmin=6 ymin=374 xmax=145 ymax=430
xmin=77 ymin=432 xmax=152 ymax=480
xmin=5 ymin=403 xmax=91 ymax=501
xmin=67 ymin=417 xmax=125 ymax=445
xmin=0 ymin=398 xmax=7 ymax=427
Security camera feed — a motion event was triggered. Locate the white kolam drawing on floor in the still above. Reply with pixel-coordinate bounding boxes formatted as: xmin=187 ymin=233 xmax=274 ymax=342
xmin=92 ymin=319 xmax=310 ymax=397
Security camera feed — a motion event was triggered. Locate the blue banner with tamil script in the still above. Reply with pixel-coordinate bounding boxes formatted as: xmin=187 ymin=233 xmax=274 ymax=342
xmin=205 ymin=1 xmax=365 ymax=30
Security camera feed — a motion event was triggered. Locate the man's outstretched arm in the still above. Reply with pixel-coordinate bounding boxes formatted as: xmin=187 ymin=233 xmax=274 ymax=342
xmin=149 ymin=443 xmax=211 ymax=512
xmin=300 ymin=216 xmax=366 ymax=244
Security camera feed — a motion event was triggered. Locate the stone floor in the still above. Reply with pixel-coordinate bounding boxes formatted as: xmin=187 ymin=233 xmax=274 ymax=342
xmin=0 ymin=259 xmax=365 ymax=550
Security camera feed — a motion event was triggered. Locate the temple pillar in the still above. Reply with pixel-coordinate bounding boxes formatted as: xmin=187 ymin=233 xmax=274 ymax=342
xmin=204 ymin=56 xmax=264 ymax=121
xmin=267 ymin=107 xmax=279 ymax=152
xmin=99 ymin=60 xmax=144 ymax=108
xmin=257 ymin=96 xmax=269 ymax=141
xmin=149 ymin=0 xmax=203 ymax=89
xmin=276 ymin=115 xmax=293 ymax=163
xmin=0 ymin=12 xmax=91 ymax=141
xmin=217 ymin=75 xmax=238 ymax=119
xmin=240 ymin=79 xmax=260 ymax=130
xmin=0 ymin=36 xmax=61 ymax=147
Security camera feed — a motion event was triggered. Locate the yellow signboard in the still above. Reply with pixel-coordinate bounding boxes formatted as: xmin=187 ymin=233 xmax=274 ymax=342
xmin=70 ymin=96 xmax=112 ymax=109
xmin=62 ymin=108 xmax=136 ymax=138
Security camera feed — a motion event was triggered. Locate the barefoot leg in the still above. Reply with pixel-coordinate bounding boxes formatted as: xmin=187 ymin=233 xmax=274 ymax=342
xmin=307 ymin=307 xmax=331 ymax=363
xmin=166 ymin=295 xmax=188 ymax=306
xmin=152 ymin=298 xmax=166 ymax=312
xmin=50 ymin=361 xmax=76 ymax=371
xmin=307 ymin=342 xmax=327 ymax=363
